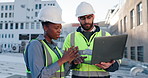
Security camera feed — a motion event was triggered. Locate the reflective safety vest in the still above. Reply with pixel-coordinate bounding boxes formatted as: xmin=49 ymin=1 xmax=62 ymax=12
xmin=25 ymin=40 xmax=65 ymax=78
xmin=64 ymin=30 xmax=111 ymax=77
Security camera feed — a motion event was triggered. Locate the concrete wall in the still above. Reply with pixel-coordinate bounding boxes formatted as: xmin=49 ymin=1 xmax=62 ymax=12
xmin=118 ymin=0 xmax=148 ymax=62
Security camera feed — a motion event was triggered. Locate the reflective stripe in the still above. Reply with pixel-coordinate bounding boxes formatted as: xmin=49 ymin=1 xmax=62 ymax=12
xmin=73 ymin=63 xmax=106 ymax=71
xmin=78 ymin=50 xmax=86 ymax=55
xmin=50 ymin=72 xmax=65 ymax=78
xmin=42 ymin=44 xmax=52 ymax=66
xmin=70 ymin=32 xmax=75 ymax=46
xmin=73 ymin=70 xmax=109 ymax=77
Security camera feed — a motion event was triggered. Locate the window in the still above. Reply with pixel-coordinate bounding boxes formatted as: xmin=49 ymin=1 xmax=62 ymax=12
xmin=19 ymin=34 xmax=29 ymax=40
xmin=4 ymin=44 xmax=6 ymax=48
xmin=1 ymin=13 xmax=3 ymax=18
xmin=5 ymin=13 xmax=7 ymax=18
xmin=39 ymin=4 xmax=42 ymax=9
xmin=12 ymin=5 xmax=14 ymax=10
xmin=137 ymin=46 xmax=144 ymax=62
xmin=36 ymin=22 xmax=40 ymax=29
xmin=8 ymin=44 xmax=10 ymax=48
xmin=35 ymin=12 xmax=38 ymax=17
xmin=53 ymin=3 xmax=55 ymax=6
xmin=20 ymin=23 xmax=24 ymax=29
xmin=0 ymin=23 xmax=2 ymax=29
xmin=9 ymin=5 xmax=12 ymax=10
xmin=5 ymin=5 xmax=8 ymax=10
xmin=124 ymin=16 xmax=127 ymax=32
xmin=5 ymin=34 xmax=7 ymax=38
xmin=8 ymin=34 xmax=10 ymax=38
xmin=31 ymin=22 xmax=34 ymax=29
xmin=9 ymin=13 xmax=12 ymax=18
xmin=10 ymin=23 xmax=13 ymax=29
xmin=26 ymin=16 xmax=30 ymax=19
xmin=15 ymin=23 xmax=18 ymax=29
xmin=2 ymin=34 xmax=4 ymax=38
xmin=124 ymin=47 xmax=128 ymax=58
xmin=25 ymin=22 xmax=29 ymax=29
xmin=130 ymin=9 xmax=135 ymax=29
xmin=137 ymin=2 xmax=142 ymax=25
xmin=1 ymin=5 xmax=4 ymax=11
xmin=35 ymin=4 xmax=38 ymax=9
xmin=12 ymin=34 xmax=14 ymax=38
xmin=5 ymin=23 xmax=8 ymax=29
xmin=20 ymin=5 xmax=25 ymax=8
xmin=120 ymin=20 xmax=122 ymax=34
xmin=131 ymin=47 xmax=136 ymax=60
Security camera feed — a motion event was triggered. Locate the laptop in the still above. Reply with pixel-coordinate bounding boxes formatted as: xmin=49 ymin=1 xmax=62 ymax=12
xmin=91 ymin=34 xmax=128 ymax=64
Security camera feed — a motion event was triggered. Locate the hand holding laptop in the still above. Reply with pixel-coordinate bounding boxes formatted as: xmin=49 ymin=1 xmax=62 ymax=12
xmin=94 ymin=60 xmax=115 ymax=69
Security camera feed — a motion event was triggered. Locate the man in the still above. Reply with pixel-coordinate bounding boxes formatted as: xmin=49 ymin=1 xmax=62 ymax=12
xmin=63 ymin=2 xmax=120 ymax=78
xmin=24 ymin=6 xmax=79 ymax=78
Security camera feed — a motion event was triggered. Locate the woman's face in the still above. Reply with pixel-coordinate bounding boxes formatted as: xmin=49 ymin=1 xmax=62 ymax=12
xmin=44 ymin=23 xmax=62 ymax=41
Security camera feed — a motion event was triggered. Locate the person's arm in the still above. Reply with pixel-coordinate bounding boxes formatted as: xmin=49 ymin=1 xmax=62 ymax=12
xmin=95 ymin=60 xmax=120 ymax=72
xmin=28 ymin=40 xmax=60 ymax=78
xmin=105 ymin=60 xmax=119 ymax=72
xmin=28 ymin=40 xmax=79 ymax=78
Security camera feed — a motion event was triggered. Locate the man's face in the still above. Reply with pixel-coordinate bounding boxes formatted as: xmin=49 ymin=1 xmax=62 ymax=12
xmin=78 ymin=14 xmax=94 ymax=31
xmin=44 ymin=23 xmax=62 ymax=40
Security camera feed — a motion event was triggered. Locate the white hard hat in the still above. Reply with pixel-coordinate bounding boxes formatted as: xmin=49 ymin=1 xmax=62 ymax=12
xmin=76 ymin=2 xmax=95 ymax=17
xmin=38 ymin=6 xmax=64 ymax=24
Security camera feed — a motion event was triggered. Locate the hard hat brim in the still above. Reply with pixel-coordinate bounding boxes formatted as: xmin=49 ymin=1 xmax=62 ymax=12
xmin=39 ymin=20 xmax=65 ymax=24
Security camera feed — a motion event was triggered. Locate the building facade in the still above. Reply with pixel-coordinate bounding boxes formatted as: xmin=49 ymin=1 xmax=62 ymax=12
xmin=106 ymin=0 xmax=148 ymax=63
xmin=0 ymin=0 xmax=65 ymax=52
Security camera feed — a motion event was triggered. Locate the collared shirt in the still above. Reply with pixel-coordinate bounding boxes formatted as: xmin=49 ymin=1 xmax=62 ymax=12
xmin=24 ymin=35 xmax=60 ymax=78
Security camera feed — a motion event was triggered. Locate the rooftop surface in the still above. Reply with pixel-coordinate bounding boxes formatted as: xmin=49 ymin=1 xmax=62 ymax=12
xmin=0 ymin=53 xmax=148 ymax=78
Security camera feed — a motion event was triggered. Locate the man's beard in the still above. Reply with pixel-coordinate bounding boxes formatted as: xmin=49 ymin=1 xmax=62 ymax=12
xmin=81 ymin=22 xmax=94 ymax=31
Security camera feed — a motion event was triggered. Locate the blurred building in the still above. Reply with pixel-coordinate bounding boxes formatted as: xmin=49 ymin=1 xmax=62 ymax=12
xmin=105 ymin=0 xmax=148 ymax=63
xmin=0 ymin=0 xmax=64 ymax=52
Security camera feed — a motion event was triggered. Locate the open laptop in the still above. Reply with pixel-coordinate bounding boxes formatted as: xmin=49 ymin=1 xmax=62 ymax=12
xmin=91 ymin=34 xmax=128 ymax=64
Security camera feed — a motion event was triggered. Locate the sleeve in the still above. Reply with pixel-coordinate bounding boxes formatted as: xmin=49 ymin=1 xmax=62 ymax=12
xmin=105 ymin=60 xmax=120 ymax=72
xmin=27 ymin=40 xmax=60 ymax=78
xmin=62 ymin=34 xmax=71 ymax=51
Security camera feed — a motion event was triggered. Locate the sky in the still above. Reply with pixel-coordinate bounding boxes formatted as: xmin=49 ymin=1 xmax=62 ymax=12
xmin=0 ymin=0 xmax=119 ymax=23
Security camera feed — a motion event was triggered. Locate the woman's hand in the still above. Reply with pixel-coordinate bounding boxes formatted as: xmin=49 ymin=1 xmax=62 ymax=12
xmin=58 ymin=46 xmax=79 ymax=66
xmin=73 ymin=56 xmax=87 ymax=64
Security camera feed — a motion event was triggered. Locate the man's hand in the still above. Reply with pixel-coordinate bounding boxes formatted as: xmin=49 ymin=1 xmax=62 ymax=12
xmin=94 ymin=60 xmax=115 ymax=69
xmin=73 ymin=56 xmax=87 ymax=64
